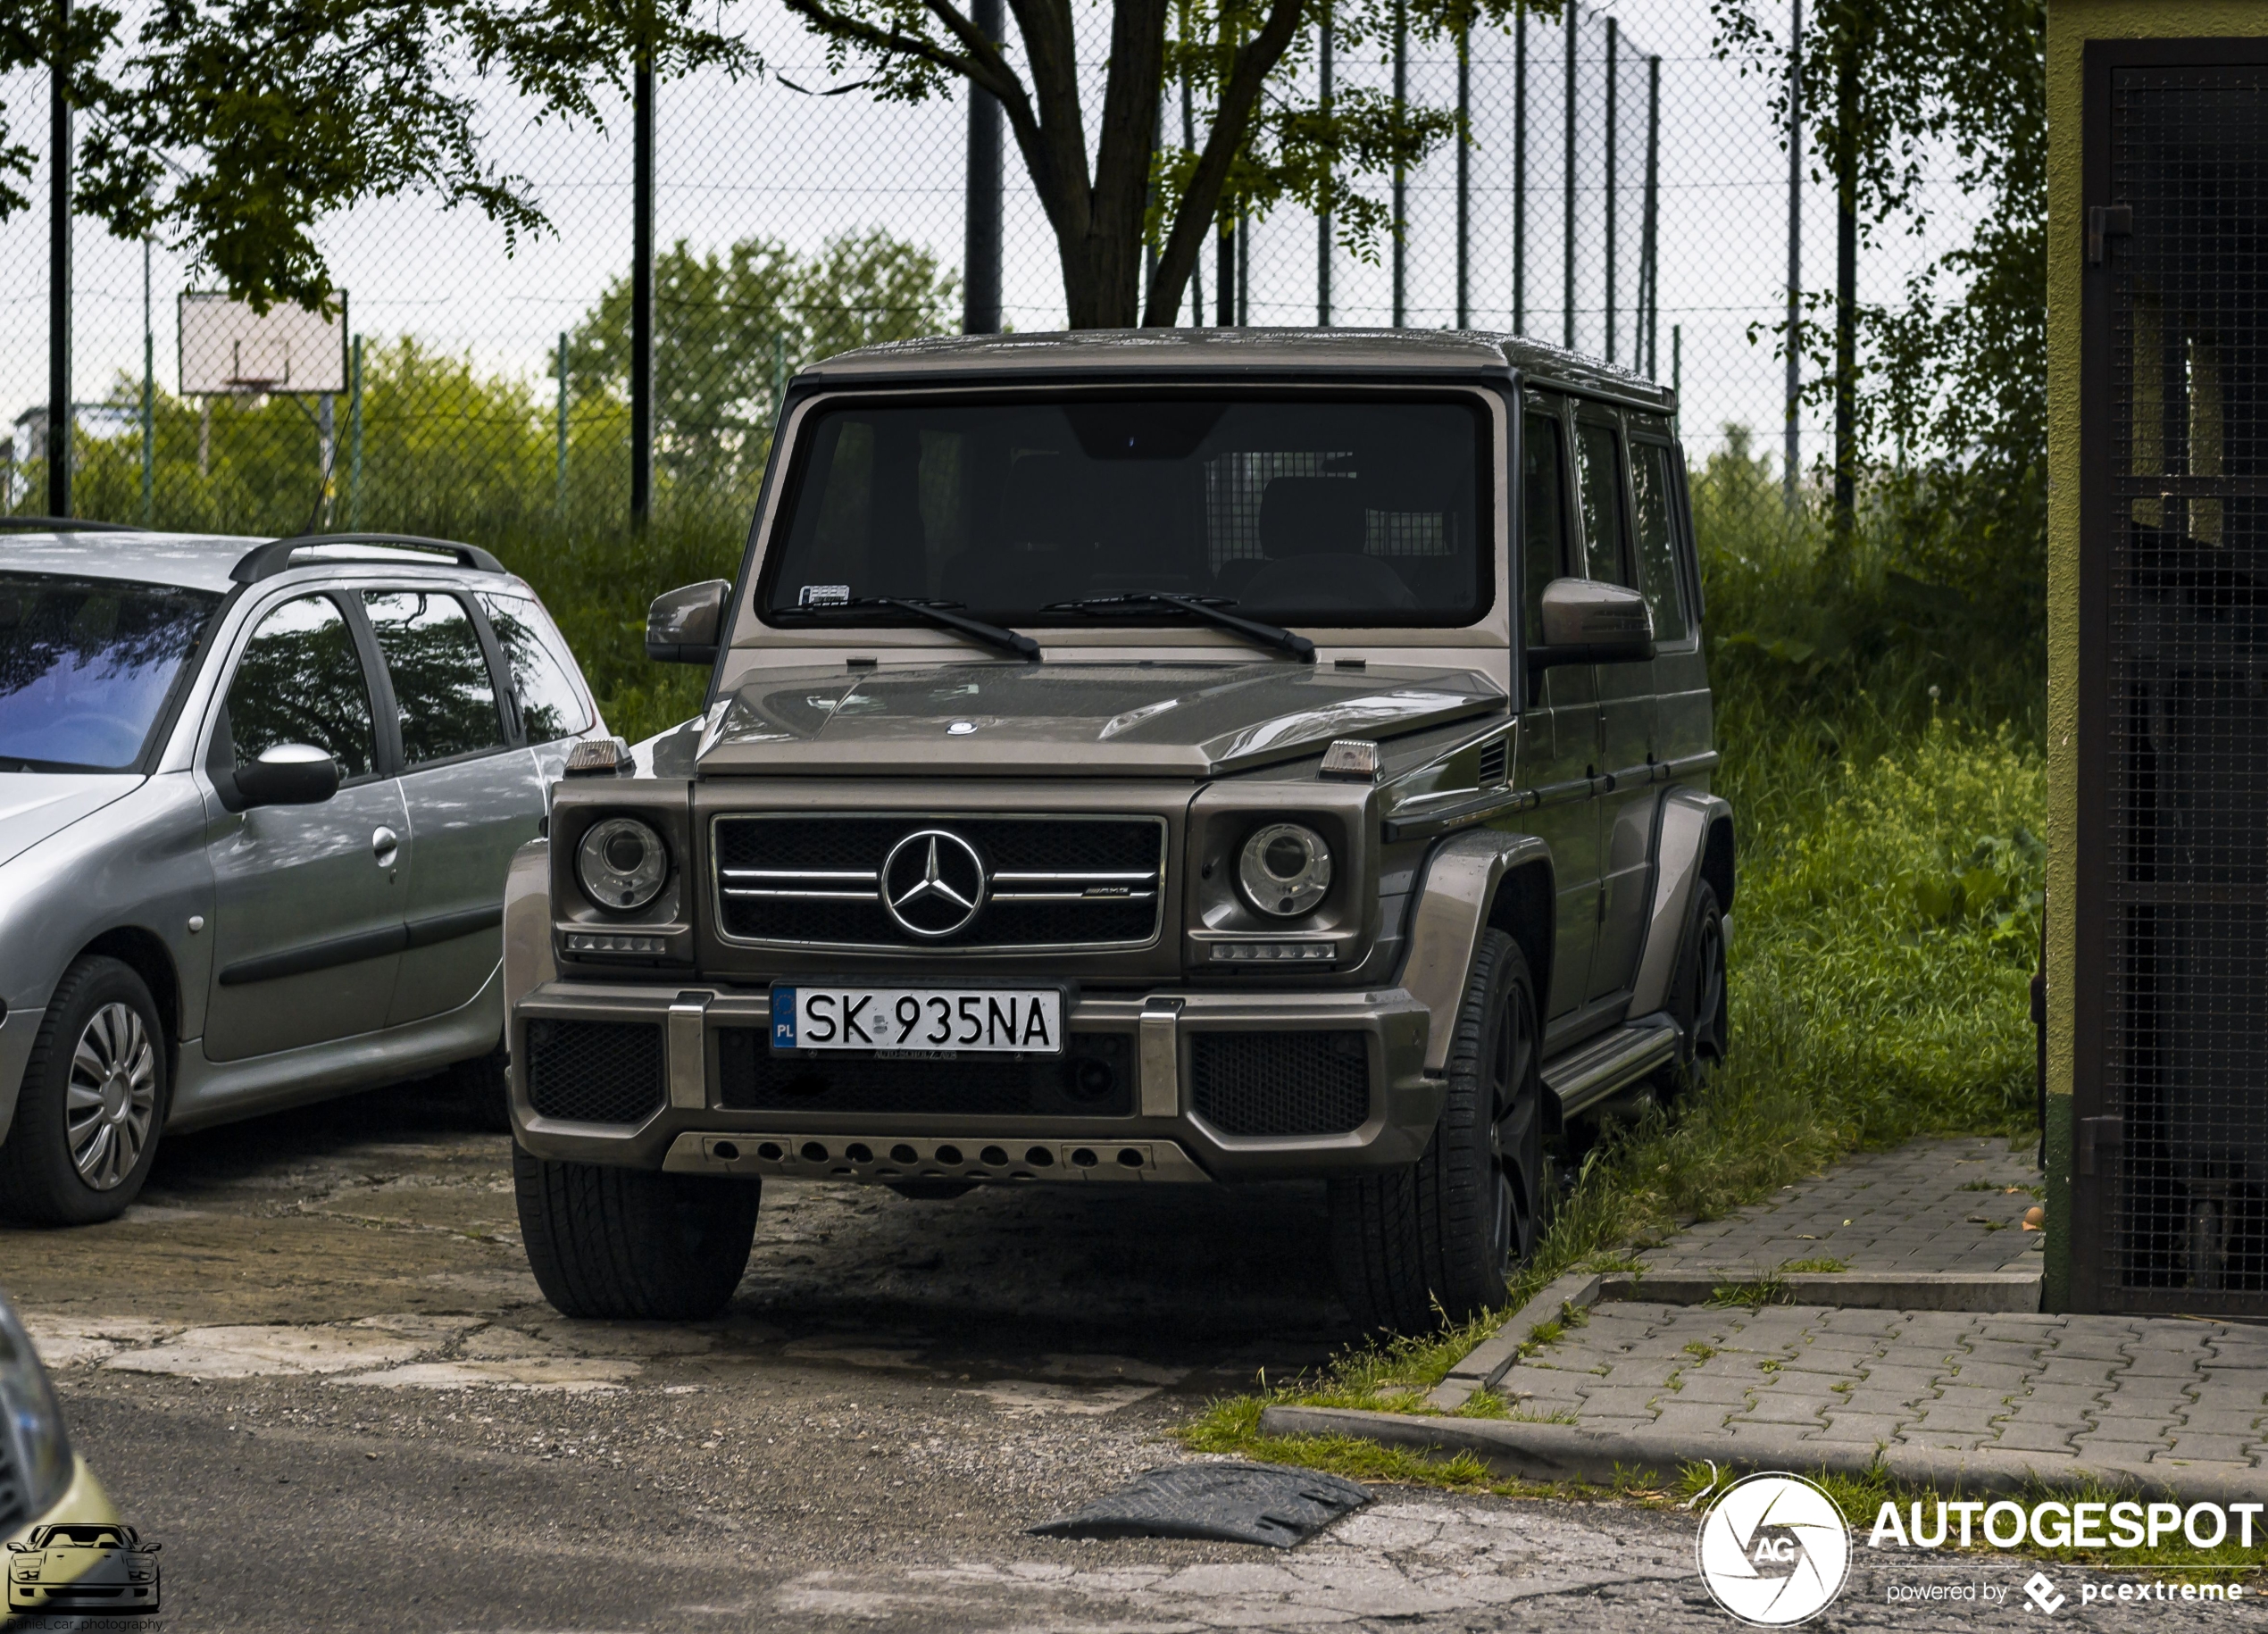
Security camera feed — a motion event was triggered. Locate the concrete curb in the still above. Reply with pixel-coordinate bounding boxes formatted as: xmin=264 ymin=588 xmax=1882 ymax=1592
xmin=1597 ymin=1269 xmax=2043 ymax=1313
xmin=1425 ymin=1273 xmax=1604 ymax=1411
xmin=1256 ymin=1405 xmax=2268 ymax=1505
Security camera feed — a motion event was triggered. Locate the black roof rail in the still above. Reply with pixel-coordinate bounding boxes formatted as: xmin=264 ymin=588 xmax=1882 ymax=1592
xmin=232 ymin=531 xmax=510 ymax=585
xmin=0 ymin=514 xmax=138 ymax=533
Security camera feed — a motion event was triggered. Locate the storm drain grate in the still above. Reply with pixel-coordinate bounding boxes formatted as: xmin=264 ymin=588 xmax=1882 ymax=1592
xmin=1027 ymin=1462 xmax=1371 ymax=1548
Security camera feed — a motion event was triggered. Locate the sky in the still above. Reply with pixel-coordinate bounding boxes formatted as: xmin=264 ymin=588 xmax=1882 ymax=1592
xmin=0 ymin=0 xmax=1980 ymax=469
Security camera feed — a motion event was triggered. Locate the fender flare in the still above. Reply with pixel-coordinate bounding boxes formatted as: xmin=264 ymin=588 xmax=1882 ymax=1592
xmin=502 ymin=838 xmax=556 ymax=1020
xmin=1398 ymin=829 xmax=1553 ymax=1075
xmin=1628 ymin=789 xmax=1734 ymax=1018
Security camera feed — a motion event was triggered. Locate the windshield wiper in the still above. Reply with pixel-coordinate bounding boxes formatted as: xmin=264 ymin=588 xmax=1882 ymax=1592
xmin=779 ymin=596 xmax=1039 ymax=661
xmin=1045 ymin=594 xmax=1315 ymax=662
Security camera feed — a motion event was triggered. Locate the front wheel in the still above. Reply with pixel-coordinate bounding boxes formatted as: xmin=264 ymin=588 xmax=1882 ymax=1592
xmin=513 ymin=1146 xmax=761 ymax=1319
xmin=1329 ymin=929 xmax=1546 ymax=1335
xmin=1656 ymin=880 xmax=1730 ymax=1104
xmin=0 ymin=956 xmax=169 ymax=1225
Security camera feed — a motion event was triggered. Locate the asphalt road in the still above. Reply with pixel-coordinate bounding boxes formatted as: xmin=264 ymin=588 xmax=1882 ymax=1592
xmin=0 ymin=1079 xmax=2247 ymax=1631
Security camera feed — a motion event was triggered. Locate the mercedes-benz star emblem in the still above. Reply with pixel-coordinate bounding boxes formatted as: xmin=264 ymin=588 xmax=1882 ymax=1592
xmin=880 ymin=829 xmax=988 ymax=938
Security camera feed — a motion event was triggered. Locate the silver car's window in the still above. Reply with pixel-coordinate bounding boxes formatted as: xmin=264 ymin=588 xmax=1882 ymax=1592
xmin=0 ymin=572 xmax=220 ymax=771
xmin=478 ymin=592 xmax=590 ymax=743
xmin=363 ymin=591 xmax=507 ymax=766
xmin=761 ymin=395 xmax=1491 ymax=626
xmin=225 ymin=594 xmax=377 ymax=779
xmin=1630 ymin=443 xmax=1690 ymax=644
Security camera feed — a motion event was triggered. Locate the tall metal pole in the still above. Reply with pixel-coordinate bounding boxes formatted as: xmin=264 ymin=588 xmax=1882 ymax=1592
xmin=1783 ymin=0 xmax=1804 ymax=509
xmin=49 ymin=0 xmax=71 ymax=519
xmin=963 ymin=0 xmax=1004 ymax=333
xmin=1237 ymin=212 xmax=1248 ymax=325
xmin=1455 ymin=19 xmax=1470 ymax=329
xmin=554 ymin=332 xmax=568 ymax=517
xmin=1833 ymin=21 xmax=1856 ymax=544
xmin=1513 ymin=4 xmax=1526 ymax=334
xmin=1216 ymin=220 xmax=1234 ymax=325
xmin=1642 ymin=55 xmax=1660 ymax=379
xmin=1391 ymin=0 xmax=1407 ymax=327
xmin=1561 ymin=0 xmax=1576 ymax=351
xmin=350 ymin=334 xmax=364 ymax=529
xmin=140 ymin=238 xmax=153 ymax=523
xmin=630 ymin=50 xmax=655 ymax=527
xmin=1317 ymin=8 xmax=1333 ymax=325
xmin=1604 ymin=19 xmax=1618 ymax=364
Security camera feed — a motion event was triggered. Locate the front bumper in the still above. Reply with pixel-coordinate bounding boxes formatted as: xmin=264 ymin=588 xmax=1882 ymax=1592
xmin=510 ymin=980 xmax=1438 ymax=1183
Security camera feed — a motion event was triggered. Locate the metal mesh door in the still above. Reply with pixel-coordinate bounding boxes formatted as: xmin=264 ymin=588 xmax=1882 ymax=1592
xmin=2089 ymin=58 xmax=2268 ymax=1310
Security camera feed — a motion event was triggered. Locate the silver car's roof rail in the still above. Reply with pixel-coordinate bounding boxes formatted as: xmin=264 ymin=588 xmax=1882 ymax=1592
xmin=0 ymin=514 xmax=138 ymax=533
xmin=233 ymin=531 xmax=510 ymax=584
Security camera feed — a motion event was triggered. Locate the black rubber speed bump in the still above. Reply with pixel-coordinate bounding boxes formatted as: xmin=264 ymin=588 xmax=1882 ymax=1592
xmin=1028 ymin=1461 xmax=1372 ymax=1548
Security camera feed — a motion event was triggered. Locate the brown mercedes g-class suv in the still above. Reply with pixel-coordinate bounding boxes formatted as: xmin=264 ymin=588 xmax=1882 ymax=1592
xmin=504 ymin=329 xmax=1732 ymax=1334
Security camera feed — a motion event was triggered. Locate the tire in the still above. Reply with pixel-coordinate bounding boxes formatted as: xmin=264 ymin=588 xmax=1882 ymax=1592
xmin=513 ymin=1143 xmax=760 ymax=1320
xmin=1329 ymin=929 xmax=1546 ymax=1335
xmin=1657 ymin=880 xmax=1730 ymax=1102
xmin=449 ymin=1037 xmax=513 ymax=1133
xmin=0 ymin=956 xmax=168 ymax=1226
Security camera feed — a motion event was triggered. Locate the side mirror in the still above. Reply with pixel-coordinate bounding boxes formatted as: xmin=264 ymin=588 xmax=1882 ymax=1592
xmin=1528 ymin=578 xmax=1655 ymax=674
xmin=647 ymin=579 xmax=730 ymax=665
xmin=6 ymin=1541 xmax=30 ymax=1553
xmin=233 ymin=743 xmax=340 ymax=809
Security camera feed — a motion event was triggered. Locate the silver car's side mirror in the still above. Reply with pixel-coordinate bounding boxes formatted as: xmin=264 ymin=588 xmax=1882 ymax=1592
xmin=646 ymin=579 xmax=730 ymax=665
xmin=1529 ymin=578 xmax=1655 ymax=674
xmin=233 ymin=743 xmax=341 ymax=810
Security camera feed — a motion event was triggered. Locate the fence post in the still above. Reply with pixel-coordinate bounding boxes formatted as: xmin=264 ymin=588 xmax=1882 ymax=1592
xmin=1317 ymin=6 xmax=1332 ymax=326
xmin=1391 ymin=0 xmax=1406 ymax=326
xmin=1784 ymin=0 xmax=1804 ymax=511
xmin=554 ymin=331 xmax=568 ymax=518
xmin=50 ymin=0 xmax=72 ymax=519
xmin=140 ymin=238 xmax=153 ymax=524
xmin=1456 ymin=18 xmax=1470 ymax=329
xmin=1832 ymin=21 xmax=1856 ymax=543
xmin=630 ymin=49 xmax=655 ymax=529
xmin=963 ymin=0 xmax=1003 ymax=333
xmin=1604 ymin=19 xmax=1618 ymax=364
xmin=772 ymin=334 xmax=789 ymax=438
xmin=1561 ymin=0 xmax=1576 ymax=350
xmin=1643 ymin=55 xmax=1660 ymax=378
xmin=1181 ymin=67 xmax=1203 ymax=324
xmin=1513 ymin=2 xmax=1526 ymax=334
xmin=349 ymin=334 xmax=364 ymax=529
xmin=1672 ymin=322 xmax=1681 ymax=434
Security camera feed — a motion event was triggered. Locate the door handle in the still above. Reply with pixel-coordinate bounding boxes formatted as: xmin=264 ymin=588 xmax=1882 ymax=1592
xmin=372 ymin=826 xmax=400 ymax=865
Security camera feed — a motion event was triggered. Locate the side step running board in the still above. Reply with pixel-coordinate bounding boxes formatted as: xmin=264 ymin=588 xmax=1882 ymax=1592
xmin=1544 ymin=1019 xmax=1680 ymax=1120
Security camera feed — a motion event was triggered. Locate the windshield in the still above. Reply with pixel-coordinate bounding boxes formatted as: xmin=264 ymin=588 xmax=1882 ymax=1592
xmin=761 ymin=393 xmax=1492 ymax=628
xmin=0 ymin=573 xmax=221 ymax=771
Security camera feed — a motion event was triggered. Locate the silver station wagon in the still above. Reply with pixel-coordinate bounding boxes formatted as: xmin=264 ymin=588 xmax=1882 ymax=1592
xmin=0 ymin=526 xmax=605 ymax=1223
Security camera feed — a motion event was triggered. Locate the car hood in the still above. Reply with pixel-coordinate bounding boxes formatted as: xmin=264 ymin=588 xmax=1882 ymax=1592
xmin=696 ymin=661 xmax=1506 ymax=778
xmin=0 ymin=772 xmax=143 ymax=869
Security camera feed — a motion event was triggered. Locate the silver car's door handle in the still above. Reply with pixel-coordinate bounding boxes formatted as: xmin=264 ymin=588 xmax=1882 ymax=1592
xmin=372 ymin=826 xmax=400 ymax=864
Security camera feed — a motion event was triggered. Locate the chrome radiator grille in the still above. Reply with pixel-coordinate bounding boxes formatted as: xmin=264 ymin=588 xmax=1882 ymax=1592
xmin=712 ymin=814 xmax=1166 ymax=951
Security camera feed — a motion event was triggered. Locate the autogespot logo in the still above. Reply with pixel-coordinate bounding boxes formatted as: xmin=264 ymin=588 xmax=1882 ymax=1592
xmin=1696 ymin=1472 xmax=1853 ymax=1626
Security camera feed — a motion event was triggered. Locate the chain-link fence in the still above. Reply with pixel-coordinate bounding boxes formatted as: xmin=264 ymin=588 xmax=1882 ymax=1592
xmin=0 ymin=0 xmax=1977 ymax=545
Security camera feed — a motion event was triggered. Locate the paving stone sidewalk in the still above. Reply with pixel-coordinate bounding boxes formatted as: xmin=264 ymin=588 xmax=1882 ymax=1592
xmin=1636 ymin=1135 xmax=2043 ymax=1279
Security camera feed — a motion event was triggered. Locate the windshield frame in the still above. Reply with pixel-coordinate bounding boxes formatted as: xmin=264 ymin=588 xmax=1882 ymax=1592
xmin=0 ymin=570 xmax=233 ymax=776
xmin=748 ymin=381 xmax=1503 ymax=639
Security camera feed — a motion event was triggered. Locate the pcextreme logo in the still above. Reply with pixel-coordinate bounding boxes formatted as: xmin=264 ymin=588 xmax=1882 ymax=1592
xmin=1696 ymin=1471 xmax=1853 ymax=1626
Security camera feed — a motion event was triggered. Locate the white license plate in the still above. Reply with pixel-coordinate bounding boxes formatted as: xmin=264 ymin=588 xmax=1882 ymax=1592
xmin=770 ymin=987 xmax=1064 ymax=1055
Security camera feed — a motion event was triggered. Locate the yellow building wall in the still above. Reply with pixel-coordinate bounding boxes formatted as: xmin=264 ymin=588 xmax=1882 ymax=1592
xmin=2043 ymin=0 xmax=2268 ymax=1308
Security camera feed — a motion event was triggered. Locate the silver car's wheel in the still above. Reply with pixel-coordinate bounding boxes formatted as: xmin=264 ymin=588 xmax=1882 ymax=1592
xmin=67 ymin=1002 xmax=158 ymax=1189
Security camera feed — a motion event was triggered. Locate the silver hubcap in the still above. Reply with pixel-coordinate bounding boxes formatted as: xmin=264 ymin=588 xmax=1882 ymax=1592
xmin=67 ymin=1002 xmax=156 ymax=1190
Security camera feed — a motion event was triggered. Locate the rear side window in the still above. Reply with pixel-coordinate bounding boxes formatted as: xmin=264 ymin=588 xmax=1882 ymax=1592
xmin=225 ymin=594 xmax=376 ymax=779
xmin=363 ymin=591 xmax=506 ymax=766
xmin=479 ymin=593 xmax=591 ymax=743
xmin=1630 ymin=443 xmax=1691 ymax=644
xmin=1574 ymin=421 xmax=1630 ymax=586
xmin=1522 ymin=411 xmax=1570 ymax=645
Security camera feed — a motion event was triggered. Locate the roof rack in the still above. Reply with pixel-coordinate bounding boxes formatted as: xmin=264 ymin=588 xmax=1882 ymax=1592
xmin=0 ymin=515 xmax=138 ymax=533
xmin=231 ymin=531 xmax=510 ymax=585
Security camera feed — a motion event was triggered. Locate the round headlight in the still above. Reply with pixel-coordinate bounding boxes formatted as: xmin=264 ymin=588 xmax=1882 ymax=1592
xmin=578 ymin=817 xmax=668 ymax=912
xmin=1238 ymin=822 xmax=1333 ymax=918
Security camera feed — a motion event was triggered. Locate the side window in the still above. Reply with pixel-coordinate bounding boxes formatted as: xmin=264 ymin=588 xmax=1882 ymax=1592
xmin=1630 ymin=443 xmax=1692 ymax=644
xmin=479 ymin=593 xmax=592 ymax=743
xmin=223 ymin=595 xmax=376 ymax=779
xmin=1522 ymin=410 xmax=1571 ymax=645
xmin=363 ymin=591 xmax=506 ymax=766
xmin=1573 ymin=421 xmax=1630 ymax=586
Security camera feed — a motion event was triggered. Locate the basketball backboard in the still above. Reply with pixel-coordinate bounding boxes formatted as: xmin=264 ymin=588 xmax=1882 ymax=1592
xmin=178 ymin=292 xmax=347 ymax=394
